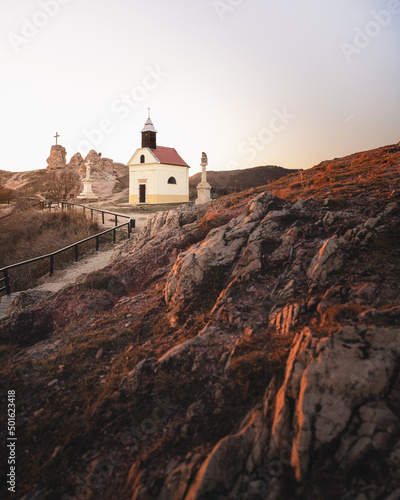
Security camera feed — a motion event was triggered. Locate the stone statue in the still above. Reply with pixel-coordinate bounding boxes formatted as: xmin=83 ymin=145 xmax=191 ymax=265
xmin=78 ymin=160 xmax=98 ymax=200
xmin=85 ymin=161 xmax=92 ymax=181
xmin=196 ymin=152 xmax=212 ymax=205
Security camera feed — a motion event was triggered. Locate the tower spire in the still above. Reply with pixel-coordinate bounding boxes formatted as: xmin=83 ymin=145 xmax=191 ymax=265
xmin=141 ymin=110 xmax=157 ymax=149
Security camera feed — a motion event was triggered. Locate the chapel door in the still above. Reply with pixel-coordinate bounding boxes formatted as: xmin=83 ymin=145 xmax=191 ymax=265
xmin=139 ymin=184 xmax=146 ymax=203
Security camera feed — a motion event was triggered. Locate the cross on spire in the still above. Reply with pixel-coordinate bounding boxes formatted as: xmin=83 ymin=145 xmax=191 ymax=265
xmin=54 ymin=132 xmax=60 ymax=145
xmin=148 ymin=107 xmax=151 ymax=119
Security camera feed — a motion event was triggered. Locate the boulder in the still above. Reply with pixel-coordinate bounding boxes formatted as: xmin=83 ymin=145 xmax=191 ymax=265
xmin=46 ymin=145 xmax=67 ymax=170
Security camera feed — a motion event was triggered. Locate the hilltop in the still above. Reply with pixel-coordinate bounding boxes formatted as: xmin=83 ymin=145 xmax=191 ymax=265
xmin=269 ymin=142 xmax=400 ymax=201
xmin=189 ymin=165 xmax=296 ymax=196
xmin=0 ymin=148 xmax=129 ymax=201
xmin=0 ymin=142 xmax=400 ymax=499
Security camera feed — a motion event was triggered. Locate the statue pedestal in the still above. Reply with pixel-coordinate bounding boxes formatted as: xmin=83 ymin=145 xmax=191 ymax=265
xmin=195 ymin=154 xmax=212 ymax=205
xmin=77 ymin=180 xmax=98 ymax=200
xmin=195 ymin=181 xmax=212 ymax=205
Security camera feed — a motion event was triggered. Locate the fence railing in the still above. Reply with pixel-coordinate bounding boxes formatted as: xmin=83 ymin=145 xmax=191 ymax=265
xmin=0 ymin=200 xmax=135 ymax=297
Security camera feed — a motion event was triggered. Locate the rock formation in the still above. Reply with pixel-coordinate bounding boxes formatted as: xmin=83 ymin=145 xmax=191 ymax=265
xmin=46 ymin=144 xmax=67 ymax=170
xmin=84 ymin=150 xmax=117 ymax=174
xmin=49 ymin=148 xmax=125 ymax=176
xmin=1 ymin=143 xmax=400 ymax=499
xmin=67 ymin=152 xmax=85 ymax=172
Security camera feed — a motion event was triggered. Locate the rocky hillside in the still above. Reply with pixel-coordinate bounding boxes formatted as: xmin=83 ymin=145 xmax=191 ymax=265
xmin=0 ymin=147 xmax=128 ymax=200
xmin=189 ymin=165 xmax=296 ymax=196
xmin=1 ymin=143 xmax=400 ymax=499
xmin=269 ymin=142 xmax=400 ymax=202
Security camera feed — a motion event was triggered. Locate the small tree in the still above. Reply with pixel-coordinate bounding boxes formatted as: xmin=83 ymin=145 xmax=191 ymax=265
xmin=43 ymin=170 xmax=80 ymax=200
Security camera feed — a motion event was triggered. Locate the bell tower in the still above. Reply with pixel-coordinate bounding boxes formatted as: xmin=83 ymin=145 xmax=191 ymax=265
xmin=141 ymin=108 xmax=157 ymax=149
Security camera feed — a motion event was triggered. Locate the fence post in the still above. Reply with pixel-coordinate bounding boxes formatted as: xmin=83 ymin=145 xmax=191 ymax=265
xmin=113 ymin=228 xmax=116 ymax=244
xmin=127 ymin=221 xmax=131 ymax=239
xmin=102 ymin=212 xmax=105 ymax=225
xmin=4 ymin=270 xmax=11 ymax=295
xmin=96 ymin=235 xmax=99 ymax=251
xmin=115 ymin=215 xmax=118 ymax=226
xmin=50 ymin=255 xmax=54 ymax=276
xmin=75 ymin=245 xmax=79 ymax=262
xmin=91 ymin=209 xmax=93 ymax=220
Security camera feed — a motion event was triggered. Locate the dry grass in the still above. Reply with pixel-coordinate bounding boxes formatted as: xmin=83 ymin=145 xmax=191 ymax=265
xmin=194 ymin=191 xmax=255 ymax=236
xmin=0 ymin=203 xmax=101 ymax=291
xmin=227 ymin=331 xmax=293 ymax=402
xmin=0 ymin=290 xmax=168 ymax=497
xmin=268 ymin=143 xmax=400 ymax=202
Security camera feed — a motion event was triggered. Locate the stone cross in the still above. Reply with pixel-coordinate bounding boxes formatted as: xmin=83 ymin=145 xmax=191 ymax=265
xmin=54 ymin=132 xmax=60 ymax=145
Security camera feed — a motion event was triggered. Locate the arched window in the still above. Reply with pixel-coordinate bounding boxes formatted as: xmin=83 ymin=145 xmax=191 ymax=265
xmin=167 ymin=176 xmax=177 ymax=185
xmin=140 ymin=154 xmax=145 ymax=164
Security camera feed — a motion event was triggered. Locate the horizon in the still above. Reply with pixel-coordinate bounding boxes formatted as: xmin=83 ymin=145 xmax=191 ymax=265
xmin=1 ymin=0 xmax=399 ymax=175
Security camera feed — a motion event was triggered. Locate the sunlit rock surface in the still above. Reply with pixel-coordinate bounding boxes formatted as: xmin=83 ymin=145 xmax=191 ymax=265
xmin=1 ymin=143 xmax=400 ymax=499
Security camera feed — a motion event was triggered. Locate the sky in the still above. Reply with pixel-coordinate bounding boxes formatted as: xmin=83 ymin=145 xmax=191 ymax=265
xmin=1 ymin=0 xmax=399 ymax=175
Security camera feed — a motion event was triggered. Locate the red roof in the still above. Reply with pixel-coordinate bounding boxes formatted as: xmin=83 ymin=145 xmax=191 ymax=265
xmin=150 ymin=146 xmax=189 ymax=167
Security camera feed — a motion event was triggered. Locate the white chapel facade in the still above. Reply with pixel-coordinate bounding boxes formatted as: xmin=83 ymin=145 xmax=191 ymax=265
xmin=128 ymin=112 xmax=190 ymax=204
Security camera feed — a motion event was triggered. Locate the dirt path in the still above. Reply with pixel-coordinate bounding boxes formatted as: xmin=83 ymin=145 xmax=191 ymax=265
xmin=0 ymin=205 xmax=159 ymax=318
xmin=0 ymin=248 xmax=116 ymax=317
xmin=34 ymin=247 xmax=115 ymax=293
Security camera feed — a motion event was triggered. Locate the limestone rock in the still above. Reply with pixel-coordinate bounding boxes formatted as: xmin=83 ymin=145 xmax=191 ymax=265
xmin=165 ymin=192 xmax=288 ymax=312
xmin=84 ymin=150 xmax=116 ymax=174
xmin=185 ymin=411 xmax=265 ymax=499
xmin=164 ymin=222 xmax=247 ymax=310
xmin=307 ymin=235 xmax=344 ymax=283
xmin=269 ymin=324 xmax=400 ymax=482
xmin=5 ymin=289 xmax=53 ymax=316
xmin=46 ymin=145 xmax=67 ymax=170
xmin=67 ymin=152 xmax=85 ymax=172
xmin=269 ymin=302 xmax=303 ymax=336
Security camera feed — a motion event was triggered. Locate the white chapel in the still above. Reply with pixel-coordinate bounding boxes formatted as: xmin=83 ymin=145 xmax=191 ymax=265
xmin=128 ymin=111 xmax=190 ymax=204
